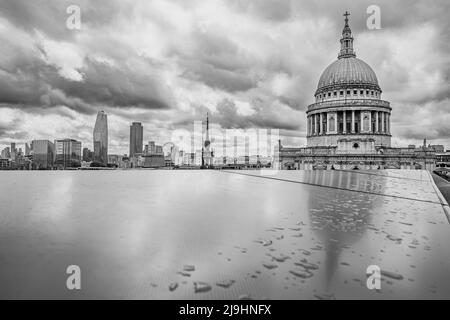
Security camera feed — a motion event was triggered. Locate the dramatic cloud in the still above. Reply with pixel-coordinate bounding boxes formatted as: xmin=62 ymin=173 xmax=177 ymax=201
xmin=0 ymin=0 xmax=449 ymax=153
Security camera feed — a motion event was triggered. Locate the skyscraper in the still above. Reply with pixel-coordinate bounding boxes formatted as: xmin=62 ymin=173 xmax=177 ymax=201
xmin=10 ymin=142 xmax=16 ymax=161
xmin=1 ymin=147 xmax=10 ymax=159
xmin=31 ymin=140 xmax=54 ymax=169
xmin=129 ymin=122 xmax=143 ymax=157
xmin=93 ymin=110 xmax=108 ymax=165
xmin=149 ymin=141 xmax=156 ymax=154
xmin=25 ymin=143 xmax=31 ymax=156
xmin=54 ymin=139 xmax=82 ymax=168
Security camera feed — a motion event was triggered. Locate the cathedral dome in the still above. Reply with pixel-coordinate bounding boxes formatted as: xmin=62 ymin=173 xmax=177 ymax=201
xmin=306 ymin=12 xmax=392 ymax=149
xmin=314 ymin=12 xmax=381 ymax=96
xmin=316 ymin=57 xmax=380 ymax=95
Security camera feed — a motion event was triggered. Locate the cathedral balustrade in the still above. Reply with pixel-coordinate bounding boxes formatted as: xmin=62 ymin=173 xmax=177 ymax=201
xmin=307 ymin=98 xmax=390 ymax=113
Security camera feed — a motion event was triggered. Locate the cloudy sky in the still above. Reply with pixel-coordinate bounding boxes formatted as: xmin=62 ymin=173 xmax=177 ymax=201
xmin=0 ymin=0 xmax=449 ymax=154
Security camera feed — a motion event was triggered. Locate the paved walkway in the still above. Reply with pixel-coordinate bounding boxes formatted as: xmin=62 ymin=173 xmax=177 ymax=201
xmin=432 ymin=173 xmax=450 ymax=204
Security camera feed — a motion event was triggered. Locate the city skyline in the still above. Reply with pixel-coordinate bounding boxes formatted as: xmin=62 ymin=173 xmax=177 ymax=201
xmin=0 ymin=0 xmax=449 ymax=155
xmin=0 ymin=107 xmax=447 ymax=159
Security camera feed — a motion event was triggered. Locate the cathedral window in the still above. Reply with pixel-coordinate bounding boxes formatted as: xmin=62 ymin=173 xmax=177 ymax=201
xmin=363 ymin=115 xmax=370 ymax=131
xmin=329 ymin=116 xmax=335 ymax=131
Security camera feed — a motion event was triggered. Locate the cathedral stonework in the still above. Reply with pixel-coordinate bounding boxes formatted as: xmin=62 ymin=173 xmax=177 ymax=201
xmin=276 ymin=12 xmax=436 ymax=171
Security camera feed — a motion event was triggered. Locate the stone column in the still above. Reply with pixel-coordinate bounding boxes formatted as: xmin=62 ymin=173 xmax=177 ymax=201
xmin=368 ymin=112 xmax=372 ymax=133
xmin=306 ymin=116 xmax=311 ymax=136
xmin=335 ymin=114 xmax=338 ymax=134
xmin=319 ymin=114 xmax=322 ymax=135
xmin=387 ymin=113 xmax=390 ymax=134
xmin=375 ymin=112 xmax=379 ymax=133
xmin=327 ymin=113 xmax=330 ymax=132
xmin=381 ymin=112 xmax=385 ymax=133
xmin=343 ymin=111 xmax=347 ymax=133
xmin=313 ymin=114 xmax=316 ymax=135
xmin=351 ymin=110 xmax=355 ymax=133
xmin=319 ymin=113 xmax=323 ymax=135
xmin=307 ymin=116 xmax=310 ymax=135
xmin=315 ymin=114 xmax=319 ymax=135
xmin=360 ymin=111 xmax=364 ymax=133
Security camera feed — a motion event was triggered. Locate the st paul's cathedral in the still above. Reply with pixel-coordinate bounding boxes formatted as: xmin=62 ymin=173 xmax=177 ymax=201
xmin=276 ymin=12 xmax=436 ymax=171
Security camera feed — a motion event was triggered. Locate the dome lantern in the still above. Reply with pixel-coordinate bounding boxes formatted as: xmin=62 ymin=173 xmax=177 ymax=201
xmin=338 ymin=11 xmax=356 ymax=59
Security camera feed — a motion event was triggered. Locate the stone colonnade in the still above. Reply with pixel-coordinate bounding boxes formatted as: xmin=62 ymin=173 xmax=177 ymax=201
xmin=307 ymin=110 xmax=390 ymax=136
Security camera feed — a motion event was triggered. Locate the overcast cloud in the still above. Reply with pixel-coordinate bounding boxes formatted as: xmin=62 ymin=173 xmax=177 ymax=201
xmin=0 ymin=0 xmax=449 ymax=153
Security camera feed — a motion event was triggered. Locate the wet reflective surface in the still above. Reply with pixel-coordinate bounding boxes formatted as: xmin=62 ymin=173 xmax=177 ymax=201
xmin=0 ymin=170 xmax=449 ymax=299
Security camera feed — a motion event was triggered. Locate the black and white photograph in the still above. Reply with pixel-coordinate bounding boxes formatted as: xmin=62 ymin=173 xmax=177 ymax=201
xmin=1 ymin=0 xmax=450 ymax=306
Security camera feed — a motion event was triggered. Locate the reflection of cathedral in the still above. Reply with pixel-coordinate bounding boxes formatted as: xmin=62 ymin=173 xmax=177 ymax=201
xmin=277 ymin=12 xmax=436 ymax=171
xmin=304 ymin=170 xmax=382 ymax=292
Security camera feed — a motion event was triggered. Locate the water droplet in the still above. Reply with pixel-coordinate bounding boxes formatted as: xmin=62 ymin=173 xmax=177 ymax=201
xmin=270 ymin=254 xmax=290 ymax=263
xmin=183 ymin=265 xmax=195 ymax=272
xmin=314 ymin=293 xmax=336 ymax=300
xmin=300 ymin=249 xmax=311 ymax=256
xmin=386 ymin=234 xmax=402 ymax=243
xmin=194 ymin=281 xmax=212 ymax=293
xmin=216 ymin=280 xmax=235 ymax=289
xmin=263 ymin=263 xmax=278 ymax=270
xmin=254 ymin=239 xmax=272 ymax=246
xmin=169 ymin=282 xmax=178 ymax=292
xmin=294 ymin=259 xmax=319 ymax=270
xmin=381 ymin=270 xmax=404 ymax=280
xmin=289 ymin=269 xmax=314 ymax=279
